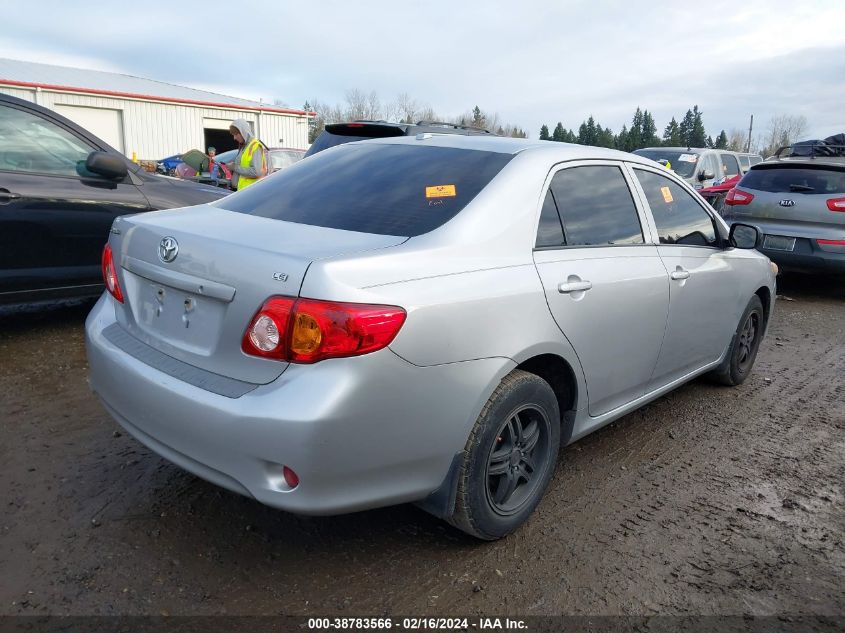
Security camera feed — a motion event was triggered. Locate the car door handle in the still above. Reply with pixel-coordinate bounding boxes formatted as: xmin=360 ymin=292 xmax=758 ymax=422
xmin=558 ymin=280 xmax=593 ymax=293
xmin=670 ymin=268 xmax=690 ymax=281
xmin=0 ymin=189 xmax=22 ymax=200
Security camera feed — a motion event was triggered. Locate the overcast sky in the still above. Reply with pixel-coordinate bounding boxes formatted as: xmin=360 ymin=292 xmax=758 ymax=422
xmin=2 ymin=0 xmax=843 ymax=141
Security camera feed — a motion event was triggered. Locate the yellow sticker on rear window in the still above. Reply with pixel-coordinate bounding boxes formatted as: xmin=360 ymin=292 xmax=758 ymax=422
xmin=660 ymin=186 xmax=674 ymax=203
xmin=426 ymin=184 xmax=456 ymax=198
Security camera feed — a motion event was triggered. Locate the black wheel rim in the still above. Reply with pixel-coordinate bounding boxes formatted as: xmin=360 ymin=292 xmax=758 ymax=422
xmin=737 ymin=311 xmax=760 ymax=372
xmin=485 ymin=406 xmax=551 ymax=515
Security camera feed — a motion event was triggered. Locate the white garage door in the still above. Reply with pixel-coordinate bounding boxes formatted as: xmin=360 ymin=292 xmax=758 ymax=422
xmin=53 ymin=104 xmax=125 ymax=154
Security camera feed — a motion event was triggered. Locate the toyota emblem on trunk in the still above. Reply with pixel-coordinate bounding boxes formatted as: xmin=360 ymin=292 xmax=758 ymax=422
xmin=158 ymin=236 xmax=179 ymax=263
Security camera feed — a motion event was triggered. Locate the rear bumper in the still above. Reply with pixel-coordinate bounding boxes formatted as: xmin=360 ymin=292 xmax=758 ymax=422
xmin=85 ymin=294 xmax=513 ymax=515
xmin=759 ymin=238 xmax=845 ymax=274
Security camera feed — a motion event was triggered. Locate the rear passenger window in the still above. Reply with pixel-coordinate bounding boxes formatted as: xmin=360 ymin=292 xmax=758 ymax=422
xmin=634 ymin=169 xmax=718 ymax=247
xmin=550 ymin=166 xmax=643 ymax=246
xmin=720 ymin=153 xmax=741 ymax=178
xmin=535 ymin=190 xmax=565 ymax=248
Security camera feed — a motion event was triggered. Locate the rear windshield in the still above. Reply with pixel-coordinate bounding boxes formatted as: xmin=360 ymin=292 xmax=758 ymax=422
xmin=214 ymin=143 xmax=513 ymax=237
xmin=305 ymin=131 xmax=377 ymax=156
xmin=633 ymin=149 xmax=699 ymax=178
xmin=740 ymin=165 xmax=845 ymax=194
xmin=305 ymin=124 xmax=406 ymax=157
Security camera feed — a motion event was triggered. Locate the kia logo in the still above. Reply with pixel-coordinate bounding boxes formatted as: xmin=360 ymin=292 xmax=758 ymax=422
xmin=158 ymin=236 xmax=179 ymax=263
xmin=779 ymin=199 xmax=795 ymax=207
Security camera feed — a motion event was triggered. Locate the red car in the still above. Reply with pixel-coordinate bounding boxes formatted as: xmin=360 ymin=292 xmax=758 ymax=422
xmin=698 ymin=174 xmax=741 ymax=214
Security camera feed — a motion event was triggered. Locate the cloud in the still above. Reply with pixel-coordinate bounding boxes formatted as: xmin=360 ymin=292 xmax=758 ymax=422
xmin=1 ymin=0 xmax=843 ymax=140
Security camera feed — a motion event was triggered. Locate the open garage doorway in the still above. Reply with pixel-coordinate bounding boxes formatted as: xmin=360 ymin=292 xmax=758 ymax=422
xmin=203 ymin=128 xmax=236 ymax=154
xmin=202 ymin=117 xmax=253 ymax=154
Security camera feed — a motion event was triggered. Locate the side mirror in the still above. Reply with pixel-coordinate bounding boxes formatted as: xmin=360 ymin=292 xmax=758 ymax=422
xmin=729 ymin=223 xmax=760 ymax=249
xmin=85 ymin=151 xmax=128 ymax=180
xmin=698 ymin=169 xmax=716 ymax=182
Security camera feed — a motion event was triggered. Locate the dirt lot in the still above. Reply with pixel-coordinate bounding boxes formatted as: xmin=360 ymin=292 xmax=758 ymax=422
xmin=1 ymin=274 xmax=843 ymax=618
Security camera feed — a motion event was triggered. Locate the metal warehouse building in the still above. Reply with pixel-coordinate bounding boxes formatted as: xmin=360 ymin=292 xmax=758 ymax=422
xmin=0 ymin=58 xmax=313 ymax=160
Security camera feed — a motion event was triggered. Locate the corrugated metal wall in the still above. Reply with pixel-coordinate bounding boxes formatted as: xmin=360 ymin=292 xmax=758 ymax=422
xmin=0 ymin=85 xmax=310 ymax=159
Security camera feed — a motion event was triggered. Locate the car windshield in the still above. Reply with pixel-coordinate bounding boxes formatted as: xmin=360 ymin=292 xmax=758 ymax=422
xmin=634 ymin=150 xmax=699 ymax=178
xmin=740 ymin=166 xmax=845 ymax=194
xmin=269 ymin=150 xmax=303 ymax=171
xmin=214 ymin=143 xmax=513 ymax=237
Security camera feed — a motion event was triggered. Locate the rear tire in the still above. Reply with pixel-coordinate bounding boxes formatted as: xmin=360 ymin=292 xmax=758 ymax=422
xmin=448 ymin=370 xmax=560 ymax=540
xmin=710 ymin=295 xmax=765 ymax=386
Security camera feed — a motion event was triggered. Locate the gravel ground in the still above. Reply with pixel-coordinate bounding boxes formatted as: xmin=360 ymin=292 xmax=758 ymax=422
xmin=1 ymin=274 xmax=843 ymax=618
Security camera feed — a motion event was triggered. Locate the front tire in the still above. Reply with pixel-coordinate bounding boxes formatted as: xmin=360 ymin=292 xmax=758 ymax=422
xmin=710 ymin=295 xmax=765 ymax=386
xmin=448 ymin=370 xmax=560 ymax=540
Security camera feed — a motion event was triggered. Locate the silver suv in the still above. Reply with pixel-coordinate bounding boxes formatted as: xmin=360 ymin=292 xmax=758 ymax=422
xmin=633 ymin=147 xmax=743 ymax=189
xmin=723 ymin=148 xmax=845 ymax=274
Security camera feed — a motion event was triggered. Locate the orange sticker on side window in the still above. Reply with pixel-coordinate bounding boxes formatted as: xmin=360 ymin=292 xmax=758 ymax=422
xmin=426 ymin=184 xmax=456 ymax=198
xmin=660 ymin=186 xmax=674 ymax=203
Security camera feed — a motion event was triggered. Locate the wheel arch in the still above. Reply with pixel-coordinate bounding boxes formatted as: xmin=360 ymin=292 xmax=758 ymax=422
xmin=514 ymin=353 xmax=579 ymax=445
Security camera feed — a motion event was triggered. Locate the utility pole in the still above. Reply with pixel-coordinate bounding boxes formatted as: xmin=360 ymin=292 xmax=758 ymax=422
xmin=746 ymin=114 xmax=754 ymax=152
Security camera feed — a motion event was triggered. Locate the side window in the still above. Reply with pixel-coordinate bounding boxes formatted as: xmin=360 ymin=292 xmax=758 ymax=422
xmin=550 ymin=165 xmax=643 ymax=246
xmin=634 ymin=169 xmax=718 ymax=247
xmin=705 ymin=154 xmax=721 ymax=180
xmin=535 ymin=189 xmax=565 ymax=248
xmin=720 ymin=153 xmax=741 ymax=178
xmin=738 ymin=154 xmax=751 ymax=172
xmin=0 ymin=104 xmax=92 ymax=177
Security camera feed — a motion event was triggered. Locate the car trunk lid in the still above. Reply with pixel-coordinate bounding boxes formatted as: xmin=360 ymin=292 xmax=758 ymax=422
xmin=110 ymin=205 xmax=407 ymax=385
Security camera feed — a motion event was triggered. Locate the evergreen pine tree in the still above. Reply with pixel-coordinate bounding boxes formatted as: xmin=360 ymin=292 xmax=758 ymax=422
xmin=616 ymin=124 xmax=629 ymax=151
xmin=552 ymin=122 xmax=565 ymax=142
xmin=663 ymin=117 xmax=681 ymax=146
xmin=715 ymin=130 xmax=728 ymax=149
xmin=679 ymin=109 xmax=695 ymax=147
xmin=690 ymin=105 xmax=707 ymax=147
xmin=628 ymin=108 xmax=644 ymax=151
xmin=641 ymin=110 xmax=657 ymax=147
xmin=539 ymin=124 xmax=550 ymax=140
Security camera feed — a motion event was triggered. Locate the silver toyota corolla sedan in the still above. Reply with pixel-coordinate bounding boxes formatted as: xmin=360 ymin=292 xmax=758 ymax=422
xmin=86 ymin=135 xmax=776 ymax=540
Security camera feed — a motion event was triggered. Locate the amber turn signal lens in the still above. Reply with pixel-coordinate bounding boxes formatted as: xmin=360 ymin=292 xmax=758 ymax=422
xmin=290 ymin=312 xmax=322 ymax=355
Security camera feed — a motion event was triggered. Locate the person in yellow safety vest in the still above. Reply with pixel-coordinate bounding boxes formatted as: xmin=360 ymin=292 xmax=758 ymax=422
xmin=225 ymin=119 xmax=269 ymax=191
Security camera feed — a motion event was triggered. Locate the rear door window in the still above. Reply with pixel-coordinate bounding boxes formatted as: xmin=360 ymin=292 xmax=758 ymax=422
xmin=634 ymin=169 xmax=718 ymax=247
xmin=214 ymin=143 xmax=513 ymax=237
xmin=720 ymin=153 xmax=741 ymax=179
xmin=740 ymin=166 xmax=845 ymax=194
xmin=550 ymin=165 xmax=644 ymax=246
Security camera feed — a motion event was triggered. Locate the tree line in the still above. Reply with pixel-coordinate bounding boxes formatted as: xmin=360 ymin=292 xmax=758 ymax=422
xmin=539 ymin=107 xmax=809 ymax=157
xmin=539 ymin=106 xmax=731 ymax=152
xmin=301 ymin=91 xmax=527 ymax=143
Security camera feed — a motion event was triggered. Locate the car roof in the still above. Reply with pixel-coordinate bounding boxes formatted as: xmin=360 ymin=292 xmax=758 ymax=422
xmin=355 ymin=134 xmax=659 ymax=166
xmin=752 ymin=156 xmax=845 ymax=170
xmin=637 ymin=146 xmax=740 ymax=155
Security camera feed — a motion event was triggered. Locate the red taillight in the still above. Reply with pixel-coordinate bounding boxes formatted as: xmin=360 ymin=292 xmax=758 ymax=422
xmin=242 ymin=296 xmax=406 ymax=364
xmin=817 ymin=239 xmax=845 ymax=246
xmin=725 ymin=188 xmax=755 ymax=206
xmin=827 ymin=197 xmax=845 ymax=212
xmin=242 ymin=297 xmax=295 ymax=360
xmin=101 ymin=244 xmax=124 ymax=303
